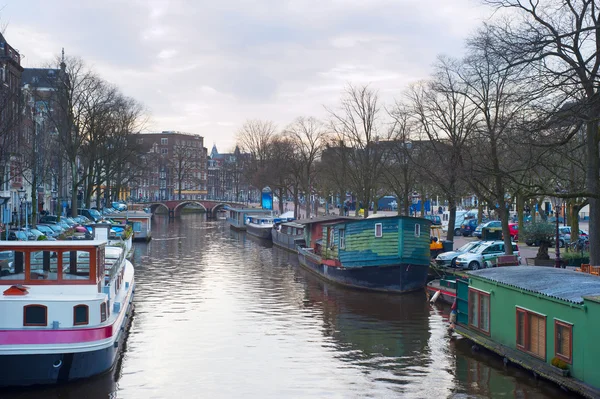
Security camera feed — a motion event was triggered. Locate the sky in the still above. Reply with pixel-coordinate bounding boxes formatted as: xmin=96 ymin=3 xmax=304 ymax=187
xmin=5 ymin=0 xmax=491 ymax=152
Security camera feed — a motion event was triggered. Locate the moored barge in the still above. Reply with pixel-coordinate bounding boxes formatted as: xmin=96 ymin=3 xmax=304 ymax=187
xmin=297 ymin=215 xmax=431 ymax=293
xmin=0 ymin=240 xmax=135 ymax=387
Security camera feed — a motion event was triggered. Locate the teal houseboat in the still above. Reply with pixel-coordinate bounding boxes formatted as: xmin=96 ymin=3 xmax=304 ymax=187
xmin=455 ymin=266 xmax=600 ymax=398
xmin=297 ymin=215 xmax=431 ymax=293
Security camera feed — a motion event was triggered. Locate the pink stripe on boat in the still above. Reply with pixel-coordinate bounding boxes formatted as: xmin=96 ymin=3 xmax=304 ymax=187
xmin=0 ymin=325 xmax=113 ymax=345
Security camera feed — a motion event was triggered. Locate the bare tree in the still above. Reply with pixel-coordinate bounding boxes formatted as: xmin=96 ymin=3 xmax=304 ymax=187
xmin=483 ymin=0 xmax=600 ymax=263
xmin=284 ymin=116 xmax=328 ymax=218
xmin=327 ymin=84 xmax=391 ymax=218
xmin=404 ymin=63 xmax=476 ymax=240
xmin=236 ymin=119 xmax=277 ymax=191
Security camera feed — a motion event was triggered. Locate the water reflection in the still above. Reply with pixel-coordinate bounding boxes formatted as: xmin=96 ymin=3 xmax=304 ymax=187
xmin=1 ymin=214 xmax=577 ymax=398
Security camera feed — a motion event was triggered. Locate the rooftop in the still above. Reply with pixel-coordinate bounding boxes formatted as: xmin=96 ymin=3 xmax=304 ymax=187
xmin=295 ymin=215 xmax=359 ymax=225
xmin=469 ymin=266 xmax=600 ymax=304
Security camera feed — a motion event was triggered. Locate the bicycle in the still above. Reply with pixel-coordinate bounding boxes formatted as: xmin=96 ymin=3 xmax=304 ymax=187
xmin=567 ymin=237 xmax=589 ymax=253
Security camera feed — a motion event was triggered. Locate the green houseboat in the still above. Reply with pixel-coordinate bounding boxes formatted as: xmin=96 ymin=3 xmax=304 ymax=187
xmin=455 ymin=266 xmax=600 ymax=398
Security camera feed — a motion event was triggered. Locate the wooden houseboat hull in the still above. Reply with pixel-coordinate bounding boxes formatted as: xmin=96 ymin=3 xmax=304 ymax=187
xmin=246 ymin=225 xmax=272 ymax=240
xmin=298 ymin=249 xmax=429 ymax=293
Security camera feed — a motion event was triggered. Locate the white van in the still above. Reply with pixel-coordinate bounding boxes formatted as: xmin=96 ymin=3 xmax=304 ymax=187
xmin=442 ymin=210 xmax=477 ymax=235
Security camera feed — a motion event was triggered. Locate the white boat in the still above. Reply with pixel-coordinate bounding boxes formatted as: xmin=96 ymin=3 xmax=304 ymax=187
xmin=246 ymin=215 xmax=274 ymax=239
xmin=0 ymin=240 xmax=135 ymax=387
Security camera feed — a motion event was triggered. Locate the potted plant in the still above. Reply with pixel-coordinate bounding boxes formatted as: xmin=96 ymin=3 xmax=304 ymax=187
xmin=551 ymin=357 xmax=570 ymax=377
xmin=522 ymin=222 xmax=556 ymax=266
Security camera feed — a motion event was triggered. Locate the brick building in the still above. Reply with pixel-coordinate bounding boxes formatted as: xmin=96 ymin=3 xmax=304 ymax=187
xmin=131 ymin=131 xmax=208 ymax=201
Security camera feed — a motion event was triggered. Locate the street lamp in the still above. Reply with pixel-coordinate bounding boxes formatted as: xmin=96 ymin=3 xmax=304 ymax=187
xmin=17 ymin=188 xmax=26 ymax=229
xmin=553 ymin=190 xmax=564 ymax=269
xmin=51 ymin=190 xmax=57 ymax=216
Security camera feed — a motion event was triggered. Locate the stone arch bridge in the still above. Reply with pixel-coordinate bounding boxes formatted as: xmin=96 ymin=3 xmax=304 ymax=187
xmin=142 ymin=200 xmax=245 ymax=219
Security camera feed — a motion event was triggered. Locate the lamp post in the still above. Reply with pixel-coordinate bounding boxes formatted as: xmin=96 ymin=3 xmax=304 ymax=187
xmin=17 ymin=188 xmax=26 ymax=229
xmin=51 ymin=190 xmax=57 ymax=216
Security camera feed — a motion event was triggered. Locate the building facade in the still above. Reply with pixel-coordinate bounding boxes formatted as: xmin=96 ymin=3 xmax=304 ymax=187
xmin=207 ymin=144 xmax=258 ymax=203
xmin=130 ymin=131 xmax=208 ymax=201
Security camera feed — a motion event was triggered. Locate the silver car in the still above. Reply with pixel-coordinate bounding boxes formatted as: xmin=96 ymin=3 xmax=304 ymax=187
xmin=455 ymin=241 xmax=521 ymax=270
xmin=435 ymin=241 xmax=484 ymax=267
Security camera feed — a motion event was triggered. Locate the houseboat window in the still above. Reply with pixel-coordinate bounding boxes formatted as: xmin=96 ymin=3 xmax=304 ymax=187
xmin=100 ymin=302 xmax=107 ymax=322
xmin=516 ymin=307 xmax=546 ymax=360
xmin=133 ymin=222 xmax=142 ymax=233
xmin=24 ymin=304 xmax=47 ymax=326
xmin=468 ymin=289 xmax=490 ymax=334
xmin=0 ymin=250 xmax=24 ymax=280
xmin=414 ymin=224 xmax=421 ymax=237
xmin=62 ymin=250 xmax=91 ymax=280
xmin=555 ymin=321 xmax=573 ymax=363
xmin=339 ymin=229 xmax=346 ymax=249
xmin=29 ymin=251 xmax=59 ymax=280
xmin=375 ymin=223 xmax=383 ymax=238
xmin=74 ymin=304 xmax=89 ymax=325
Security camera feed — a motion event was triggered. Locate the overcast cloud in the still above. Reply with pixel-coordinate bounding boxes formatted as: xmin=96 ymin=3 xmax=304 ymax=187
xmin=6 ymin=0 xmax=490 ymax=151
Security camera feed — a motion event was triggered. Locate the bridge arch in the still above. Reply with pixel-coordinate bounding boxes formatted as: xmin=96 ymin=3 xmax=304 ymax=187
xmin=150 ymin=203 xmax=170 ymax=215
xmin=173 ymin=201 xmax=208 ymax=217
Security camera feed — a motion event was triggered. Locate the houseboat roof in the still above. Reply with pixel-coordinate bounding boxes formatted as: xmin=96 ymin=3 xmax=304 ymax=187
xmin=280 ymin=221 xmax=306 ymax=229
xmin=469 ymin=266 xmax=600 ymax=304
xmin=295 ymin=215 xmax=358 ymax=225
xmin=228 ymin=208 xmax=272 ymax=213
xmin=0 ymin=240 xmax=108 ymax=248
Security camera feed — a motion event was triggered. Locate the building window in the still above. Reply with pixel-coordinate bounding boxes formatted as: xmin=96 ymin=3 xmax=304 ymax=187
xmin=24 ymin=304 xmax=47 ymax=326
xmin=468 ymin=288 xmax=490 ymax=334
xmin=161 ymin=138 xmax=168 ymax=145
xmin=100 ymin=302 xmax=107 ymax=322
xmin=339 ymin=228 xmax=346 ymax=249
xmin=415 ymin=223 xmax=421 ymax=237
xmin=73 ymin=304 xmax=89 ymax=325
xmin=375 ymin=223 xmax=382 ymax=238
xmin=555 ymin=320 xmax=573 ymax=363
xmin=516 ymin=307 xmax=546 ymax=360
xmin=161 ymin=148 xmax=168 ymax=155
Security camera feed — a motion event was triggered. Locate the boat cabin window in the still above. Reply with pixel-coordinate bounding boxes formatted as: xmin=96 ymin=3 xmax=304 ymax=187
xmin=74 ymin=304 xmax=89 ymax=325
xmin=375 ymin=223 xmax=383 ymax=238
xmin=100 ymin=302 xmax=107 ymax=322
xmin=61 ymin=250 xmax=91 ymax=280
xmin=415 ymin=224 xmax=421 ymax=237
xmin=133 ymin=222 xmax=142 ymax=233
xmin=24 ymin=304 xmax=47 ymax=326
xmin=29 ymin=251 xmax=59 ymax=280
xmin=339 ymin=229 xmax=346 ymax=250
xmin=0 ymin=250 xmax=22 ymax=280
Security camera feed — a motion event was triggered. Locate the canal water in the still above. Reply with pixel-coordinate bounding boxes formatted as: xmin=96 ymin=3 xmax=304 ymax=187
xmin=3 ymin=214 xmax=579 ymax=399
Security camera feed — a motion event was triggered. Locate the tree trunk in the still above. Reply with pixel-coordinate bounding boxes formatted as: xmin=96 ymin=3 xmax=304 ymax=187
xmin=517 ymin=194 xmax=524 ymax=240
xmin=477 ymin=200 xmax=483 ymax=225
xmin=70 ymin=160 xmax=78 ymax=217
xmin=31 ymin=174 xmax=37 ymax=227
xmin=570 ymin=201 xmax=581 ymax=242
xmin=586 ymin=119 xmax=600 ymax=264
xmin=446 ymin=199 xmax=456 ymax=241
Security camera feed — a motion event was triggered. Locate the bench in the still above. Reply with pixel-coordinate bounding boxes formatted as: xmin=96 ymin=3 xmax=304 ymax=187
xmin=496 ymin=255 xmax=519 ymax=267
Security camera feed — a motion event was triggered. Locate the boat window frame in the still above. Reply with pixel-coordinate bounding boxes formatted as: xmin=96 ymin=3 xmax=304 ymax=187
xmin=100 ymin=302 xmax=107 ymax=323
xmin=73 ymin=304 xmax=89 ymax=326
xmin=415 ymin=223 xmax=421 ymax=237
xmin=339 ymin=228 xmax=346 ymax=250
xmin=468 ymin=288 xmax=490 ymax=335
xmin=516 ymin=307 xmax=547 ymax=361
xmin=375 ymin=223 xmax=383 ymax=238
xmin=23 ymin=304 xmax=48 ymax=326
xmin=554 ymin=320 xmax=573 ymax=364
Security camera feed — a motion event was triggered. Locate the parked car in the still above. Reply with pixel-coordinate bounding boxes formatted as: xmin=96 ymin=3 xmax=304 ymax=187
xmin=474 ymin=221 xmax=501 ymax=238
xmin=508 ymin=223 xmax=519 ymax=241
xmin=78 ymin=208 xmax=102 ymax=222
xmin=39 ymin=215 xmax=60 ymax=224
xmin=435 ymin=241 xmax=485 ymax=268
xmin=460 ymin=219 xmax=479 ymax=237
xmin=112 ymin=201 xmax=127 ymax=211
xmin=5 ymin=229 xmax=29 ymax=241
xmin=35 ymin=224 xmax=60 ymax=238
xmin=27 ymin=228 xmax=55 ymax=241
xmin=455 ymin=240 xmax=521 ymax=270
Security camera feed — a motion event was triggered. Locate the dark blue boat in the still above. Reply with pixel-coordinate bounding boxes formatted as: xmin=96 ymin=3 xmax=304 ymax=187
xmin=297 ymin=215 xmax=431 ymax=293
